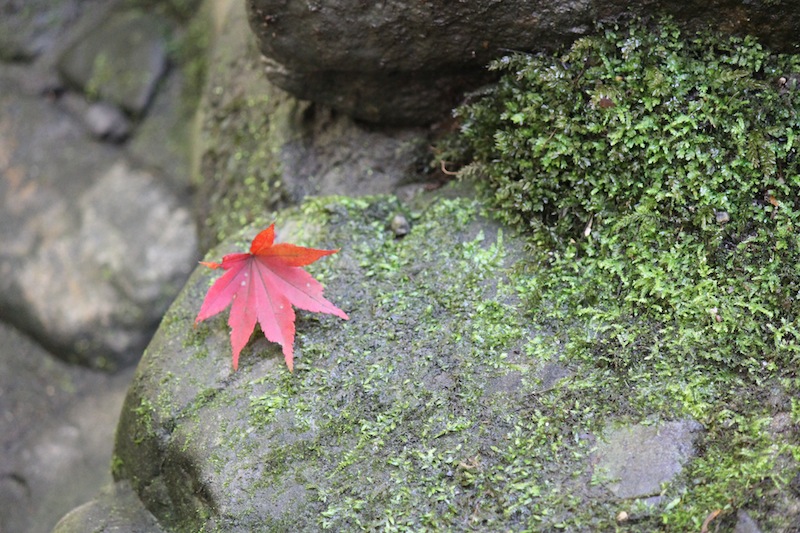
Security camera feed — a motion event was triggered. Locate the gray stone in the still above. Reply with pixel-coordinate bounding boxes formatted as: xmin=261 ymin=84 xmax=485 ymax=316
xmin=0 ymin=0 xmax=100 ymax=62
xmin=0 ymin=74 xmax=198 ymax=367
xmin=58 ymin=9 xmax=171 ymax=114
xmin=279 ymin=108 xmax=429 ymax=201
xmin=0 ymin=74 xmax=112 ymax=354
xmin=79 ymin=161 xmax=197 ymax=306
xmin=58 ymin=91 xmax=132 ymax=142
xmin=735 ymin=510 xmax=763 ymax=533
xmin=246 ymin=0 xmax=800 ymax=125
xmin=52 ymin=481 xmax=165 ymax=533
xmin=85 ymin=101 xmax=131 ymax=142
xmin=390 ymin=213 xmax=410 ymax=237
xmin=12 ymin=160 xmax=198 ymax=367
xmin=593 ymin=419 xmax=704 ymax=500
xmin=0 ymin=322 xmax=133 ymax=533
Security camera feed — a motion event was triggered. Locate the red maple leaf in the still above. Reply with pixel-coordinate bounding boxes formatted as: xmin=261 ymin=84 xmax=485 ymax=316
xmin=195 ymin=224 xmax=348 ymax=371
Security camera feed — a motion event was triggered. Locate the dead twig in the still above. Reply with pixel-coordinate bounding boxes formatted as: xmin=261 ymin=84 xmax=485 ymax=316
xmin=700 ymin=509 xmax=721 ymax=533
xmin=440 ymin=160 xmax=460 ymax=176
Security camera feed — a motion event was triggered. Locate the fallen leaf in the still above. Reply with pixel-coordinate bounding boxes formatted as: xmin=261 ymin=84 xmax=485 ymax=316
xmin=195 ymin=224 xmax=348 ymax=371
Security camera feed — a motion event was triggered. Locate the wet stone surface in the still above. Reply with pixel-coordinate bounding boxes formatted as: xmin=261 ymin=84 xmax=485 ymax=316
xmin=593 ymin=419 xmax=704 ymax=501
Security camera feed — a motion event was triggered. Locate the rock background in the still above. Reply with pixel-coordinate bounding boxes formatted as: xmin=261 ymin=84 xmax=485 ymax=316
xmin=0 ymin=0 xmax=203 ymax=530
xmin=246 ymin=0 xmax=800 ymax=124
xmin=0 ymin=323 xmax=134 ymax=533
xmin=0 ymin=0 xmax=200 ymax=371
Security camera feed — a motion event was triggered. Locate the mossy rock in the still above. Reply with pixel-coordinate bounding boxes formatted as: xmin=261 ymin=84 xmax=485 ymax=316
xmin=107 ymin=17 xmax=800 ymax=532
xmin=113 ymin=191 xmax=628 ymax=531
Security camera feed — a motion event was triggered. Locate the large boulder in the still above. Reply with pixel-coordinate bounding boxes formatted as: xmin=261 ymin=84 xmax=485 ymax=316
xmin=246 ymin=0 xmax=800 ymax=125
xmin=113 ymin=194 xmax=551 ymax=529
xmin=108 ymin=193 xmax=705 ymax=530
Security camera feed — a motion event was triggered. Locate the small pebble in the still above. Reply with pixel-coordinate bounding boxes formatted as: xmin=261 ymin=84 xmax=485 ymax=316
xmin=85 ymin=101 xmax=131 ymax=143
xmin=715 ymin=211 xmax=730 ymax=224
xmin=390 ymin=213 xmax=410 ymax=237
xmin=616 ymin=511 xmax=629 ymax=523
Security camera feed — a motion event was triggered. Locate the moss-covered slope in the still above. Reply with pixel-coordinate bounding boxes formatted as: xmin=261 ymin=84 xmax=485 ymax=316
xmin=449 ymin=18 xmax=800 ymax=530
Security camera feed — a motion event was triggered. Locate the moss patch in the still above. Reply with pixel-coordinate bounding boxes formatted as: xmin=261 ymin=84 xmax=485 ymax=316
xmin=450 ymin=18 xmax=800 ymax=529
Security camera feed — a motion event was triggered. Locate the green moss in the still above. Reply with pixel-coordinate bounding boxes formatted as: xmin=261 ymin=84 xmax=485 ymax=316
xmin=449 ymin=17 xmax=800 ymax=529
xmin=168 ymin=4 xmax=211 ymax=114
xmin=110 ymin=454 xmax=125 ymax=478
xmin=131 ymin=397 xmax=156 ymax=445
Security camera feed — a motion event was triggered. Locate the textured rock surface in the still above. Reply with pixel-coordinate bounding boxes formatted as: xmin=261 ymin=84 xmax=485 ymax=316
xmin=109 ymin=191 xmax=718 ymax=531
xmin=247 ymin=0 xmax=800 ymax=124
xmin=113 ymin=194 xmax=582 ymax=530
xmin=58 ymin=9 xmax=171 ymax=114
xmin=0 ymin=323 xmax=133 ymax=533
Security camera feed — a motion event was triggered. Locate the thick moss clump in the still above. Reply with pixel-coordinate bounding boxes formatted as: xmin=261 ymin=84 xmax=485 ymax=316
xmin=458 ymin=18 xmax=800 ymax=376
xmin=454 ymin=19 xmax=800 ymax=529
